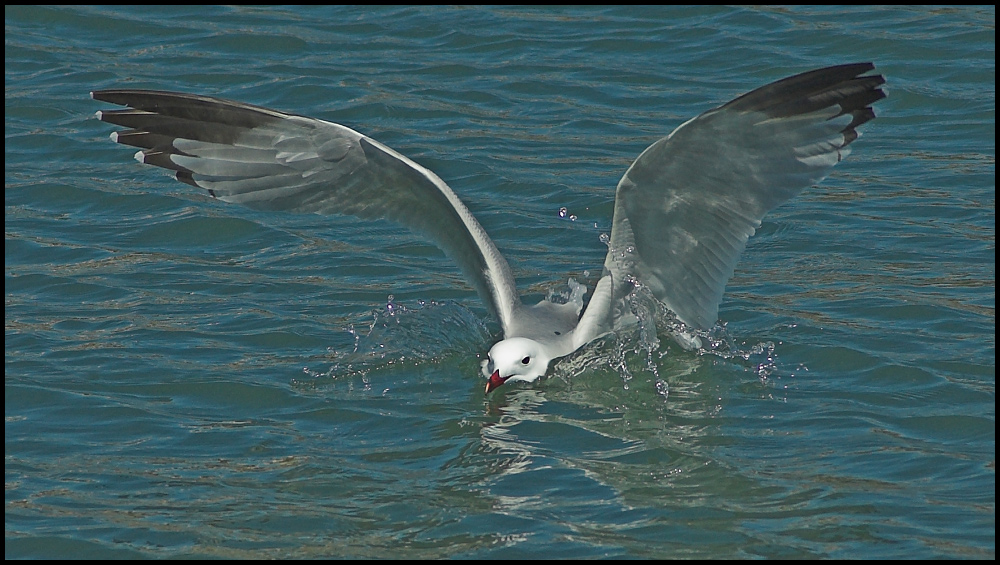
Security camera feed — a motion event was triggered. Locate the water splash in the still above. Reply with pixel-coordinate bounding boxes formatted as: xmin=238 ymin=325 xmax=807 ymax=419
xmin=299 ymin=298 xmax=492 ymax=388
xmin=546 ymin=274 xmax=784 ymax=397
xmin=298 ymin=278 xmax=781 ymax=397
xmin=575 ymin=230 xmax=785 ymax=394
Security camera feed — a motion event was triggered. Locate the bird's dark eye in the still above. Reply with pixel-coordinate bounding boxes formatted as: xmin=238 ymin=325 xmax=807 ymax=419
xmin=521 ymin=356 xmax=530 ymax=365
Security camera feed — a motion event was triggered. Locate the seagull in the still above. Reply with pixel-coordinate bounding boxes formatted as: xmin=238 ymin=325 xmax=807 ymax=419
xmin=92 ymin=62 xmax=886 ymax=393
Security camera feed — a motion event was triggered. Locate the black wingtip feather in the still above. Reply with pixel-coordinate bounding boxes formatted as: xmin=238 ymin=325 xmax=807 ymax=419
xmin=175 ymin=170 xmax=200 ymax=189
xmin=138 ymin=150 xmax=191 ymax=173
xmin=725 ymin=64 xmax=884 ymax=113
xmin=719 ymin=62 xmax=885 ymax=148
xmin=92 ymin=89 xmax=288 ymax=130
xmin=722 ymin=63 xmax=880 ymax=112
xmin=109 ymin=130 xmax=179 ymax=152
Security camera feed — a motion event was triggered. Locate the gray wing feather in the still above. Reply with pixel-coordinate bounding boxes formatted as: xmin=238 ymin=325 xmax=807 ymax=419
xmin=606 ymin=63 xmax=886 ymax=330
xmin=92 ymin=90 xmax=520 ymax=331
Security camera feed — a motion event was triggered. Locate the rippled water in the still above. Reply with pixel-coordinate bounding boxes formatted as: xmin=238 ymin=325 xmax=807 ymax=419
xmin=5 ymin=5 xmax=995 ymax=559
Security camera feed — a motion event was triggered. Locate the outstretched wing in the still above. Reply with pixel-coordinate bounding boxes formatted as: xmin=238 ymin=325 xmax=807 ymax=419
xmin=92 ymin=90 xmax=521 ymax=331
xmin=605 ymin=63 xmax=886 ymax=330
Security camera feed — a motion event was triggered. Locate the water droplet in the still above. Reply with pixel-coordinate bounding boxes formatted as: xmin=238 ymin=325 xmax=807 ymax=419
xmin=569 ymin=214 xmax=577 ymax=221
xmin=558 ymin=207 xmax=568 ymax=218
xmin=655 ymin=379 xmax=669 ymax=399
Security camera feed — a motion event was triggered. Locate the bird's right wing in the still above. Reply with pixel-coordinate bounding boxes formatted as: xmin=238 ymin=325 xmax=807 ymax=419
xmin=92 ymin=90 xmax=521 ymax=332
xmin=602 ymin=63 xmax=886 ymax=331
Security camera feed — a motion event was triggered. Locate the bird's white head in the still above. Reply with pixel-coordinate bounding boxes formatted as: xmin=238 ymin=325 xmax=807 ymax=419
xmin=482 ymin=337 xmax=551 ymax=393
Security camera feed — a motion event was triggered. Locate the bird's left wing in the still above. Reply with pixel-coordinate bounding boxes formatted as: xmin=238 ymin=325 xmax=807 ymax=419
xmin=602 ymin=63 xmax=886 ymax=331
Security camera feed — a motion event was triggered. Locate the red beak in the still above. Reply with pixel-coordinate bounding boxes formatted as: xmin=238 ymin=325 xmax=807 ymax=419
xmin=485 ymin=369 xmax=508 ymax=394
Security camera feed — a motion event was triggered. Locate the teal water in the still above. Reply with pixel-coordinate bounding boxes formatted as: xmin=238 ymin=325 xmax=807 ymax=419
xmin=5 ymin=5 xmax=995 ymax=559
